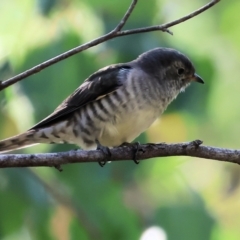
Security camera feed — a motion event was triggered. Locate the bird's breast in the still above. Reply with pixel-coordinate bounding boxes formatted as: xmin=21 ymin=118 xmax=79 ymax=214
xmin=100 ymin=106 xmax=159 ymax=146
xmin=72 ymin=72 xmax=171 ymax=149
xmin=98 ymin=78 xmax=163 ymax=146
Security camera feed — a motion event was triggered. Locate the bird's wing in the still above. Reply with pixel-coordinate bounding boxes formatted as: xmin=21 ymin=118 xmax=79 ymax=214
xmin=31 ymin=64 xmax=132 ymax=129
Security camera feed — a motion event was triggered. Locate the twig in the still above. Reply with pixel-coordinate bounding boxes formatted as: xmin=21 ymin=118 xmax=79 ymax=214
xmin=0 ymin=0 xmax=220 ymax=91
xmin=115 ymin=0 xmax=220 ymax=36
xmin=113 ymin=0 xmax=138 ymax=32
xmin=0 ymin=140 xmax=240 ymax=169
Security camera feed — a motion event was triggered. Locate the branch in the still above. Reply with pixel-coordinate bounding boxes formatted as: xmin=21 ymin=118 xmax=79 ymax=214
xmin=0 ymin=0 xmax=220 ymax=91
xmin=113 ymin=0 xmax=138 ymax=32
xmin=1 ymin=140 xmax=240 ymax=169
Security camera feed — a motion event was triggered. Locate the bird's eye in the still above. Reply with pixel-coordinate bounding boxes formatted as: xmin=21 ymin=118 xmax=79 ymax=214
xmin=177 ymin=68 xmax=185 ymax=75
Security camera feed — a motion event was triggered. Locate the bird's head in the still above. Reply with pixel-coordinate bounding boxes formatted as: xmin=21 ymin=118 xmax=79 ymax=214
xmin=136 ymin=47 xmax=204 ymax=92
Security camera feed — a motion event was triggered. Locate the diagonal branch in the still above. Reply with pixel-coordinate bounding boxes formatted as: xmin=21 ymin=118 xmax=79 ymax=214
xmin=116 ymin=0 xmax=220 ymax=36
xmin=0 ymin=0 xmax=220 ymax=91
xmin=0 ymin=140 xmax=239 ymax=169
xmin=27 ymin=169 xmax=102 ymax=238
xmin=113 ymin=0 xmax=138 ymax=32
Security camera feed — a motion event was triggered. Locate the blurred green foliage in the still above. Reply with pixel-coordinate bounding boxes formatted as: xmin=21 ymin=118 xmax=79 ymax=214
xmin=0 ymin=0 xmax=240 ymax=239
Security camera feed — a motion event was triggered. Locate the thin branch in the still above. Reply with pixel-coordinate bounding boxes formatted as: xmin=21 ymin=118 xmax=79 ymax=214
xmin=116 ymin=0 xmax=220 ymax=36
xmin=113 ymin=0 xmax=138 ymax=32
xmin=0 ymin=140 xmax=240 ymax=169
xmin=0 ymin=0 xmax=220 ymax=91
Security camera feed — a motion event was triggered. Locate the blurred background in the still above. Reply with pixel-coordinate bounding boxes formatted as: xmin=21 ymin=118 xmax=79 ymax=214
xmin=0 ymin=0 xmax=239 ymax=239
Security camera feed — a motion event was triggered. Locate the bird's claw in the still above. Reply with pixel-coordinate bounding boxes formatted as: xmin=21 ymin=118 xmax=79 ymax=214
xmin=96 ymin=140 xmax=111 ymax=167
xmin=119 ymin=142 xmax=140 ymax=164
xmin=132 ymin=142 xmax=140 ymax=164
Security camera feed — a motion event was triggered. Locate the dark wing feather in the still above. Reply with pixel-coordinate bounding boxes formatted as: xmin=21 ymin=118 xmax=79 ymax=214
xmin=31 ymin=64 xmax=132 ymax=129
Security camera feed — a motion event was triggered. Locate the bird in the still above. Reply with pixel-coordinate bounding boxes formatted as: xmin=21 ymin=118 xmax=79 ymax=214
xmin=0 ymin=47 xmax=204 ymax=160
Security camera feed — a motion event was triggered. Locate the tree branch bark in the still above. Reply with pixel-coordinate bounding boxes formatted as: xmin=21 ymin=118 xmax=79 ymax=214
xmin=0 ymin=140 xmax=239 ymax=169
xmin=0 ymin=0 xmax=220 ymax=91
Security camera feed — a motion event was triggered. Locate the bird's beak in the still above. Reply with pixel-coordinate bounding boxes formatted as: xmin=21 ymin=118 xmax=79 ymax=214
xmin=192 ymin=73 xmax=204 ymax=84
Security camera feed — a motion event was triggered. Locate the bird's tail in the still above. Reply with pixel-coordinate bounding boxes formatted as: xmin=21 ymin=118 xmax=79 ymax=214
xmin=0 ymin=121 xmax=75 ymax=154
xmin=0 ymin=131 xmax=40 ymax=154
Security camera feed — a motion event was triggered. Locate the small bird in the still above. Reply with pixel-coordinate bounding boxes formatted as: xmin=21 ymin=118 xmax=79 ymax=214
xmin=0 ymin=48 xmax=203 ymax=158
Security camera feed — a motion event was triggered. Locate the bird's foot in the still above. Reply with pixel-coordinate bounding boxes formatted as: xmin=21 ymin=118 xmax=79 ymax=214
xmin=54 ymin=164 xmax=63 ymax=172
xmin=119 ymin=142 xmax=140 ymax=164
xmin=96 ymin=140 xmax=111 ymax=167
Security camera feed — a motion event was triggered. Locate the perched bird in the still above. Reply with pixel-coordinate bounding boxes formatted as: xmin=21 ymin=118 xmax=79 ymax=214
xmin=0 ymin=48 xmax=203 ymax=158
